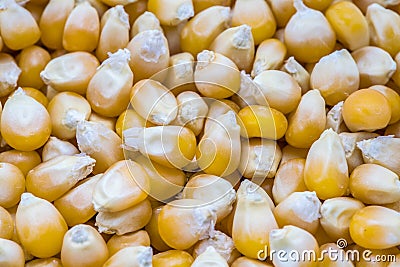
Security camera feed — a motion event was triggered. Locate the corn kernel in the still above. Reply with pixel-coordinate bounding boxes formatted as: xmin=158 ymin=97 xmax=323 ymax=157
xmin=232 ymin=180 xmax=278 ymax=259
xmin=12 ymin=87 xmax=48 ymax=108
xmin=158 ymin=199 xmax=216 ymax=250
xmin=0 ymin=206 xmax=13 ymax=240
xmin=284 ymin=0 xmax=336 ymax=63
xmin=0 ymin=0 xmax=41 ymax=50
xmin=42 ymin=137 xmax=79 ymax=162
xmin=180 ymin=6 xmax=230 ymax=56
xmin=88 ymin=112 xmax=117 ymax=131
xmin=342 ymin=88 xmax=391 ymax=132
xmin=0 ymin=162 xmax=25 ymax=207
xmin=351 ymin=46 xmax=396 ymax=88
xmin=349 ymin=206 xmax=400 ymax=249
xmin=39 ymin=0 xmax=74 ymax=50
xmin=16 ymin=193 xmax=68 ymax=258
xmin=285 ymin=89 xmax=327 ymax=148
xmin=369 ymin=85 xmax=400 ymax=125
xmin=195 ymin=50 xmax=241 ymax=98
xmin=353 ymin=0 xmax=400 ymax=13
xmin=280 ymin=145 xmax=309 ymax=166
xmin=60 ymin=224 xmax=108 ymax=267
xmin=191 ymin=246 xmax=229 ymax=267
xmin=193 ymin=0 xmax=231 ymax=13
xmin=320 ymin=197 xmax=365 ymax=242
xmin=310 ymin=49 xmax=359 ymax=106
xmin=164 ymin=52 xmax=195 ymax=94
xmin=148 ymin=0 xmax=194 ymax=26
xmin=96 ymin=6 xmax=130 ymax=62
xmin=76 ymin=120 xmax=124 ymax=174
xmin=253 ymin=70 xmax=301 ymax=114
xmin=204 ymin=99 xmax=240 ymax=132
xmin=163 ymin=21 xmax=186 ymax=55
xmin=325 ymin=101 xmax=347 ymax=134
xmin=107 ymin=230 xmax=151 ymax=256
xmin=270 ymin=0 xmax=296 ymax=27
xmin=40 ymin=51 xmax=100 ymax=95
xmin=53 ymin=174 xmax=101 ymax=226
xmin=116 ymin=109 xmax=150 ymax=137
xmin=210 ymin=25 xmax=255 ymax=72
xmin=62 ymin=1 xmax=100 ymax=52
xmin=131 ymin=11 xmax=162 ymax=38
xmin=126 ymin=30 xmax=170 ymax=82
xmin=325 ymin=1 xmax=369 ymax=51
xmin=0 ymin=150 xmax=41 ymax=176
xmin=153 ymin=250 xmax=194 ymax=267
xmin=26 ymin=154 xmax=95 ymax=202
xmin=304 ymin=0 xmax=333 ymax=10
xmin=103 ymin=246 xmax=152 ymax=267
xmin=304 ymin=129 xmax=349 ymax=200
xmin=252 ymin=39 xmax=287 ymax=77
xmin=25 ymin=258 xmax=63 ymax=267
xmin=281 ymin=57 xmax=311 ymax=94
xmin=145 ymin=206 xmax=172 ymax=252
xmin=0 ymin=238 xmax=24 ymax=267
xmin=47 ymin=92 xmax=91 ymax=140
xmin=0 ymin=53 xmax=21 ymax=97
xmin=318 ymin=243 xmax=354 ymax=267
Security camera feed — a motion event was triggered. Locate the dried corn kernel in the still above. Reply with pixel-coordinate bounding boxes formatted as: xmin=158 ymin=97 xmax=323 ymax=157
xmin=42 ymin=137 xmax=79 ymax=162
xmin=192 ymin=246 xmax=229 ymax=267
xmin=103 ymin=246 xmax=152 ymax=267
xmin=252 ymin=38 xmax=287 ymax=77
xmin=0 ymin=150 xmax=41 ymax=176
xmin=148 ymin=0 xmax=194 ymax=26
xmin=270 ymin=0 xmax=296 ymax=27
xmin=0 ymin=238 xmax=24 ymax=267
xmin=193 ymin=0 xmax=231 ymax=13
xmin=145 ymin=206 xmax=171 ymax=252
xmin=304 ymin=0 xmax=333 ymax=10
xmin=0 ymin=206 xmax=13 ymax=240
xmin=88 ymin=112 xmax=116 ymax=131
xmin=0 ymin=163 xmax=25 ymax=208
xmin=369 ymin=85 xmax=400 ymax=124
xmin=116 ymin=109 xmax=150 ymax=137
xmin=107 ymin=230 xmax=151 ymax=256
xmin=12 ymin=87 xmax=48 ymax=108
xmin=25 ymin=258 xmax=63 ymax=267
xmin=0 ymin=53 xmax=21 ymax=97
xmin=280 ymin=145 xmax=309 ymax=166
xmin=318 ymin=243 xmax=353 ymax=267
xmin=281 ymin=56 xmax=311 ymax=94
xmin=153 ymin=250 xmax=194 ymax=267
xmin=17 ymin=46 xmax=51 ymax=89
xmin=131 ymin=11 xmax=162 ymax=39
xmin=164 ymin=52 xmax=195 ymax=94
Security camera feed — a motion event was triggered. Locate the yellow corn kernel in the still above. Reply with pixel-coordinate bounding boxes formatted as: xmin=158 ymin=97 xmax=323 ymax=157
xmin=182 ymin=174 xmax=236 ymax=222
xmin=1 ymin=91 xmax=51 ymax=151
xmin=61 ymin=224 xmax=108 ymax=267
xmin=281 ymin=56 xmax=311 ymax=94
xmin=357 ymin=136 xmax=400 ymax=176
xmin=158 ymin=199 xmax=216 ymax=250
xmin=304 ymin=0 xmax=333 ymax=10
xmin=193 ymin=230 xmax=238 ymax=264
xmin=311 ymin=49 xmax=359 ymax=106
xmin=16 ymin=46 xmax=51 ymax=89
xmin=96 ymin=199 xmax=152 ymax=235
xmin=103 ymin=246 xmax=152 ymax=267
xmin=318 ymin=243 xmax=354 ymax=267
xmin=22 ymin=2 xmax=45 ymax=25
xmin=231 ymin=0 xmax=276 ymax=45
xmin=92 ymin=160 xmax=149 ymax=212
xmin=96 ymin=6 xmax=130 ymax=62
xmin=0 ymin=53 xmax=21 ymax=97
xmin=131 ymin=11 xmax=162 ymax=38
xmin=204 ymin=99 xmax=240 ymax=131
xmin=170 ymin=91 xmax=208 ymax=135
xmin=350 ymin=206 xmax=400 ymax=249
xmin=115 ymin=109 xmax=151 ymax=137
xmin=280 ymin=145 xmax=309 ymax=166
xmin=285 ymin=89 xmax=327 ymax=148
xmin=123 ymin=0 xmax=146 ymax=25
xmin=285 ymin=0 xmax=336 ymax=63
xmin=192 ymin=246 xmax=229 ymax=267
xmin=353 ymin=0 xmax=400 ymax=13
xmin=40 ymin=51 xmax=99 ymax=95
xmin=53 ymin=174 xmax=101 ymax=226
xmin=181 ymin=7 xmax=231 ymax=57
xmin=272 ymin=158 xmax=307 ymax=204
xmin=270 ymin=0 xmax=296 ymax=28
xmin=274 ymin=191 xmax=321 ymax=234
xmin=252 ymin=39 xmax=287 ymax=77
xmin=269 ymin=225 xmax=319 ymax=267
xmin=76 ymin=120 xmax=124 ymax=174
xmin=16 ymin=193 xmax=68 ymax=258
xmin=47 ymin=92 xmax=91 ymax=140
xmin=0 ymin=238 xmax=24 ymax=267
xmin=145 ymin=206 xmax=171 ymax=252
xmin=232 ymin=256 xmax=273 ymax=267
xmin=87 ymin=49 xmax=133 ymax=117
xmin=304 ymin=129 xmax=349 ymax=200
xmin=338 ymin=132 xmax=379 ymax=173
xmin=0 ymin=163 xmax=24 ymax=209
xmin=196 ymin=111 xmax=241 ymax=176
xmin=11 ymin=87 xmax=48 ymax=108
xmin=88 ymin=112 xmax=117 ymax=131
xmin=342 ymin=89 xmax=391 ymax=132
xmin=367 ymin=4 xmax=400 ymax=56
xmin=134 ymin=155 xmax=186 ymax=201
xmin=325 ymin=1 xmax=369 ymax=51
xmin=351 ymin=46 xmax=396 ymax=88
xmin=231 ymin=71 xmax=260 ymax=108
xmin=126 ymin=30 xmax=170 ymax=82
xmin=42 ymin=137 xmax=79 ymax=162
xmin=0 ymin=150 xmax=41 ymax=176
xmin=0 ymin=206 xmax=13 ymax=240
xmin=350 ymin=164 xmax=400 ymax=204
xmin=107 ymin=230 xmax=151 ymax=257
xmin=62 ymin=1 xmax=99 ymax=52
xmin=194 ymin=50 xmax=241 ymax=99
xmin=210 ymin=25 xmax=255 ymax=72
xmin=369 ymin=85 xmax=400 ymax=125
xmin=254 ymin=70 xmax=301 ymax=114
xmin=130 ymin=79 xmax=178 ymax=125
xmin=26 ymin=154 xmax=95 ymax=202
xmin=232 ymin=180 xmax=278 ymax=259
xmin=25 ymin=258 xmax=63 ymax=267
xmin=153 ymin=250 xmax=194 ymax=267
xmin=39 ymin=0 xmax=74 ymax=50
xmin=193 ymin=0 xmax=231 ymax=13
xmin=239 ymin=138 xmax=282 ymax=181
xmin=148 ymin=0 xmax=194 ymax=26
xmin=0 ymin=0 xmax=40 ymax=50
xmin=164 ymin=52 xmax=195 ymax=94
xmin=124 ymin=125 xmax=196 ymax=169
xmin=320 ymin=197 xmax=365 ymax=242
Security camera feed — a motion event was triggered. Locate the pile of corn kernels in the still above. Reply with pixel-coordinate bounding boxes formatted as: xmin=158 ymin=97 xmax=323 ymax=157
xmin=1 ymin=0 xmax=400 ymax=266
